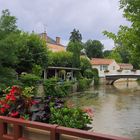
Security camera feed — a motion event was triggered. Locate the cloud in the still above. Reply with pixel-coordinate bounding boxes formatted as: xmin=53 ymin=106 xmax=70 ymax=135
xmin=0 ymin=0 xmax=130 ymax=49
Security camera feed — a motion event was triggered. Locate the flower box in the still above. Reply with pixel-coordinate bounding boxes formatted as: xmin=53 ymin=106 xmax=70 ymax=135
xmin=117 ymin=69 xmax=122 ymax=72
xmin=104 ymin=70 xmax=109 ymax=73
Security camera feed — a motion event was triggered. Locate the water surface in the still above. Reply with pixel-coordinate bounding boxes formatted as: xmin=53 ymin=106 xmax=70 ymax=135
xmin=66 ymin=81 xmax=140 ymax=140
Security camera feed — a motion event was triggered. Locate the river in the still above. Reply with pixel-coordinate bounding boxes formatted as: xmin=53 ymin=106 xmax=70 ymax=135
xmin=66 ymin=81 xmax=140 ymax=140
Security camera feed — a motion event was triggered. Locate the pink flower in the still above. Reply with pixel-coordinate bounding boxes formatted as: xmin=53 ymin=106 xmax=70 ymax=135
xmin=83 ymin=108 xmax=94 ymax=118
xmin=10 ymin=111 xmax=19 ymax=117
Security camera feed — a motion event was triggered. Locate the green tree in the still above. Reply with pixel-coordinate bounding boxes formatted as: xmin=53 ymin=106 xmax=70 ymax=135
xmin=107 ymin=49 xmax=122 ymax=63
xmin=48 ymin=51 xmax=73 ymax=67
xmin=103 ymin=0 xmax=140 ymax=68
xmin=80 ymin=57 xmax=92 ymax=76
xmin=0 ymin=9 xmax=19 ymax=88
xmin=69 ymin=28 xmax=82 ymax=42
xmin=103 ymin=50 xmax=112 ymax=58
xmin=67 ymin=29 xmax=83 ymax=68
xmin=16 ymin=33 xmax=48 ymax=74
xmin=67 ymin=41 xmax=83 ymax=67
xmin=85 ymin=40 xmax=104 ymax=59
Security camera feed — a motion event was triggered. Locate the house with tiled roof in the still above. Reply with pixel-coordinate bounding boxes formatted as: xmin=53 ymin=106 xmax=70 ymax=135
xmin=90 ymin=58 xmax=120 ymax=77
xmin=118 ymin=63 xmax=133 ymax=70
xmin=40 ymin=32 xmax=66 ymax=52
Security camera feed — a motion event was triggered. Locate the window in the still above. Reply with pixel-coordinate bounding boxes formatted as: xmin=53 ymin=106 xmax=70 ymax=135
xmin=103 ymin=65 xmax=108 ymax=70
xmin=113 ymin=66 xmax=115 ymax=70
xmin=100 ymin=65 xmax=108 ymax=71
xmin=100 ymin=65 xmax=102 ymax=71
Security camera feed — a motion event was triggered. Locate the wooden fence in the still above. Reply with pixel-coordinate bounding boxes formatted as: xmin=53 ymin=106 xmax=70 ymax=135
xmin=0 ymin=116 xmax=131 ymax=140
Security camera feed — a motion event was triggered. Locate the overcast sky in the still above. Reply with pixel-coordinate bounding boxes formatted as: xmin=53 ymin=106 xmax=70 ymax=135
xmin=0 ymin=0 xmax=130 ymax=50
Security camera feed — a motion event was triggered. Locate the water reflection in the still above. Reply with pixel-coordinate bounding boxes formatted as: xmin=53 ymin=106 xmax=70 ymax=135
xmin=67 ymin=81 xmax=140 ymax=140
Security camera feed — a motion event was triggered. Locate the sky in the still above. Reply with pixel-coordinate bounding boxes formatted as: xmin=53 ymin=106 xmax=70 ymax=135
xmin=0 ymin=0 xmax=130 ymax=50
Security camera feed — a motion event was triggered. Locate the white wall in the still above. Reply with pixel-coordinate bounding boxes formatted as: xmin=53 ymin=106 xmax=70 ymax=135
xmin=92 ymin=60 xmax=120 ymax=77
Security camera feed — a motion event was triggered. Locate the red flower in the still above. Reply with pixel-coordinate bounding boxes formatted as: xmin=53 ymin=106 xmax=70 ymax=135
xmin=10 ymin=86 xmax=21 ymax=95
xmin=10 ymin=95 xmax=16 ymax=101
xmin=31 ymin=100 xmax=39 ymax=105
xmin=0 ymin=107 xmax=5 ymax=114
xmin=10 ymin=111 xmax=19 ymax=117
xmin=3 ymin=103 xmax=10 ymax=109
xmin=6 ymin=94 xmax=16 ymax=101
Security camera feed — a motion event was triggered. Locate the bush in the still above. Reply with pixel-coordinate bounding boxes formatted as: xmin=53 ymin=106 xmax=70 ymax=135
xmin=83 ymin=69 xmax=94 ymax=78
xmin=43 ymin=78 xmax=72 ymax=97
xmin=92 ymin=68 xmax=99 ymax=85
xmin=78 ymin=78 xmax=92 ymax=91
xmin=50 ymin=107 xmax=92 ymax=129
xmin=20 ymin=73 xmax=41 ymax=87
xmin=0 ymin=86 xmax=92 ymax=129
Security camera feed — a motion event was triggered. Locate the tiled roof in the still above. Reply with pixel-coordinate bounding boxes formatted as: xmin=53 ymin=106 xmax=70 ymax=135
xmin=91 ymin=58 xmax=114 ymax=65
xmin=118 ymin=63 xmax=133 ymax=70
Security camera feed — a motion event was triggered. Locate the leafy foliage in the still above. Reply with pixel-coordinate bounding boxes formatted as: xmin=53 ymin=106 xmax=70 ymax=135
xmin=0 ymin=9 xmax=20 ymax=88
xmin=69 ymin=28 xmax=82 ymax=42
xmin=48 ymin=51 xmax=73 ymax=67
xmin=50 ymin=107 xmax=92 ymax=129
xmin=80 ymin=57 xmax=92 ymax=76
xmin=85 ymin=40 xmax=104 ymax=59
xmin=92 ymin=68 xmax=99 ymax=85
xmin=16 ymin=33 xmax=48 ymax=74
xmin=43 ymin=78 xmax=72 ymax=98
xmin=67 ymin=41 xmax=83 ymax=67
xmin=20 ymin=73 xmax=41 ymax=87
xmin=103 ymin=0 xmax=140 ymax=68
xmin=78 ymin=78 xmax=92 ymax=91
xmin=0 ymin=86 xmax=92 ymax=129
xmin=0 ymin=86 xmax=34 ymax=119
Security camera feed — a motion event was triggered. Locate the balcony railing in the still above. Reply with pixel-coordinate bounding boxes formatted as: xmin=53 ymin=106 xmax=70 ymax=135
xmin=0 ymin=116 xmax=131 ymax=140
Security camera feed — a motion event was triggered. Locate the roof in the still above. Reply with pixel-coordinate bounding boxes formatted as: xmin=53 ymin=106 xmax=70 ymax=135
xmin=118 ymin=63 xmax=133 ymax=70
xmin=47 ymin=43 xmax=66 ymax=52
xmin=39 ymin=33 xmax=66 ymax=52
xmin=39 ymin=33 xmax=65 ymax=47
xmin=90 ymin=58 xmax=114 ymax=65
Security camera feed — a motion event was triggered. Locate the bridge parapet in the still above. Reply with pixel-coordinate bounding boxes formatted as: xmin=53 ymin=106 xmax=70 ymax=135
xmin=105 ymin=74 xmax=140 ymax=85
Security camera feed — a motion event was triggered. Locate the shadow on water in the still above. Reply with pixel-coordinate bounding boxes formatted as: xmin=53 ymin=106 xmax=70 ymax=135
xmin=67 ymin=81 xmax=140 ymax=140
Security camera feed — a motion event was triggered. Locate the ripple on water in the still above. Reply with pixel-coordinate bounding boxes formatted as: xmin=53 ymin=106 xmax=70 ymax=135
xmin=67 ymin=81 xmax=140 ymax=139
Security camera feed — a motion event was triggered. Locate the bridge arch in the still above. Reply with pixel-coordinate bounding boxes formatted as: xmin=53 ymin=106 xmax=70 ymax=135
xmin=105 ymin=75 xmax=140 ymax=85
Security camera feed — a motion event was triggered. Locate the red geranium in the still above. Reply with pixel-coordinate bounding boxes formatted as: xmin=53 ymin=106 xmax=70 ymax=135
xmin=10 ymin=111 xmax=19 ymax=117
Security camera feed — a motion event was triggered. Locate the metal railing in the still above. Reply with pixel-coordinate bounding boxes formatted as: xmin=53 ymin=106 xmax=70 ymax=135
xmin=0 ymin=116 xmax=131 ymax=140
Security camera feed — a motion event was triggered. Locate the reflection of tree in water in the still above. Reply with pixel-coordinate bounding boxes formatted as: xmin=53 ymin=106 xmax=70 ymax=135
xmin=66 ymin=91 xmax=102 ymax=108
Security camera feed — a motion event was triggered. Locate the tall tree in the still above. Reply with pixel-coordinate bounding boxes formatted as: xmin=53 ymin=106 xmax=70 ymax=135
xmin=69 ymin=28 xmax=82 ymax=42
xmin=67 ymin=29 xmax=83 ymax=68
xmin=0 ymin=9 xmax=20 ymax=88
xmin=67 ymin=41 xmax=83 ymax=67
xmin=103 ymin=0 xmax=140 ymax=68
xmin=85 ymin=40 xmax=104 ymax=59
xmin=103 ymin=50 xmax=112 ymax=58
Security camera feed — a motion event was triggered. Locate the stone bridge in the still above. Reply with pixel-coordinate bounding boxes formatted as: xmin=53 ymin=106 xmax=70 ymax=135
xmin=105 ymin=75 xmax=140 ymax=85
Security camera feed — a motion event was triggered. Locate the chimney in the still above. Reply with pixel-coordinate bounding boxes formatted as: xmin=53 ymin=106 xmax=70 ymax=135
xmin=41 ymin=32 xmax=47 ymax=42
xmin=56 ymin=37 xmax=60 ymax=44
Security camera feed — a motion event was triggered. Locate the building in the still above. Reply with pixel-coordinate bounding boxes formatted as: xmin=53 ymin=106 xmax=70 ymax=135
xmin=40 ymin=32 xmax=66 ymax=52
xmin=118 ymin=63 xmax=133 ymax=70
xmin=90 ymin=58 xmax=120 ymax=77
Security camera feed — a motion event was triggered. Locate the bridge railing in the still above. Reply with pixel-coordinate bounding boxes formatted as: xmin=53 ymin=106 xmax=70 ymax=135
xmin=0 ymin=116 xmax=131 ymax=140
xmin=105 ymin=70 xmax=140 ymax=76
